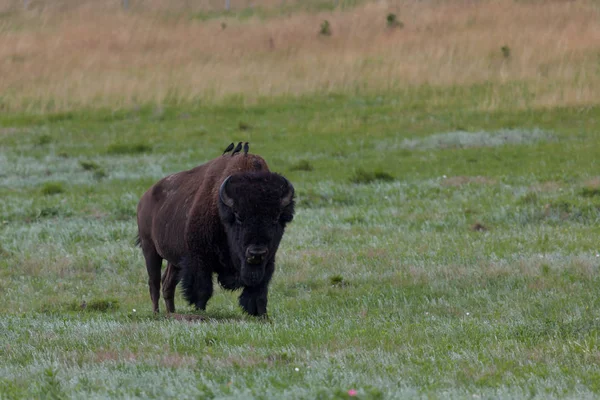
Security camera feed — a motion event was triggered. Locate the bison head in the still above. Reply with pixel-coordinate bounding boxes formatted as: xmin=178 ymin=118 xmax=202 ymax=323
xmin=218 ymin=172 xmax=295 ymax=287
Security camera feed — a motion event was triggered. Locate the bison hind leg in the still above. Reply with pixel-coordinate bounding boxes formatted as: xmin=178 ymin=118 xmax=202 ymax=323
xmin=180 ymin=256 xmax=214 ymax=311
xmin=141 ymin=243 xmax=163 ymax=314
xmin=161 ymin=262 xmax=180 ymax=314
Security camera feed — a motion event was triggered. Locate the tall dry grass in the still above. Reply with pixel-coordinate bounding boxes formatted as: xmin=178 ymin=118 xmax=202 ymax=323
xmin=1 ymin=0 xmax=600 ymax=112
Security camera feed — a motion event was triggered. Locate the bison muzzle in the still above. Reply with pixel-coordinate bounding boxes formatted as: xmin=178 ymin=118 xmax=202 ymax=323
xmin=136 ymin=146 xmax=295 ymax=317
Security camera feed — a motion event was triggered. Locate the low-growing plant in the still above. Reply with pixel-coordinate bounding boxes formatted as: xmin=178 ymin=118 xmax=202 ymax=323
xmin=519 ymin=192 xmax=539 ymax=204
xmin=42 ymin=368 xmax=64 ymax=399
xmin=343 ymin=214 xmax=366 ymax=225
xmin=93 ymin=169 xmax=108 ymax=180
xmin=319 ymin=20 xmax=331 ymax=36
xmin=204 ymin=334 xmax=219 ymax=346
xmin=34 ymin=134 xmax=52 ymax=146
xmin=329 ymin=274 xmax=346 ymax=287
xmin=238 ymin=121 xmax=252 ymax=131
xmin=349 ymin=168 xmax=394 ymax=184
xmin=386 ymin=13 xmax=404 ymax=29
xmin=36 ymin=206 xmax=62 ymax=219
xmin=290 ymin=160 xmax=314 ymax=171
xmin=87 ymin=299 xmax=120 ymax=311
xmin=40 ymin=182 xmax=65 ymax=195
xmin=579 ymin=186 xmax=600 ymax=197
xmin=79 ymin=160 xmax=101 ymax=171
xmin=501 ymin=45 xmax=511 ymax=59
xmin=106 ymin=143 xmax=152 ymax=155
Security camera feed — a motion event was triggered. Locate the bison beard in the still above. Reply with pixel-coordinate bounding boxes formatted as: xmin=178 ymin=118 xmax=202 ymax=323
xmin=136 ymin=152 xmax=294 ymax=317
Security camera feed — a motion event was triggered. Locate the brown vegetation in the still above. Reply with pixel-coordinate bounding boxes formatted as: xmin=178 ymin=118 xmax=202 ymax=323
xmin=1 ymin=0 xmax=599 ymax=111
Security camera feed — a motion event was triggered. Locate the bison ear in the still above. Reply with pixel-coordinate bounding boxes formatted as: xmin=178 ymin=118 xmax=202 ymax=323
xmin=219 ymin=176 xmax=235 ymax=208
xmin=281 ymin=177 xmax=294 ymax=208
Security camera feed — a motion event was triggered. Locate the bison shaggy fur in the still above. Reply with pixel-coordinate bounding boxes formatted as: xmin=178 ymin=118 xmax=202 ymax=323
xmin=136 ymin=151 xmax=295 ymax=317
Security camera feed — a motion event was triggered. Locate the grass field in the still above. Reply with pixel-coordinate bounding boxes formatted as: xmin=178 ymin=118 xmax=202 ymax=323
xmin=2 ymin=0 xmax=600 ymax=112
xmin=2 ymin=0 xmax=600 ymax=399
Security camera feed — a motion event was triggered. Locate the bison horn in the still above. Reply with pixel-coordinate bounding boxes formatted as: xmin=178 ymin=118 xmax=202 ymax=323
xmin=281 ymin=177 xmax=294 ymax=207
xmin=219 ymin=176 xmax=235 ymax=208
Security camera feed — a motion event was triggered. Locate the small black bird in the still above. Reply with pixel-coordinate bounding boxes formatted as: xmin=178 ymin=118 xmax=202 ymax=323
xmin=243 ymin=142 xmax=249 ymax=156
xmin=231 ymin=142 xmax=243 ymax=156
xmin=222 ymin=142 xmax=235 ymax=156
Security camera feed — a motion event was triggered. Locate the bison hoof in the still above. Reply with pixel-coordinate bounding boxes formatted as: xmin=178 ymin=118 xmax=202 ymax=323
xmin=239 ymin=294 xmax=267 ymax=316
xmin=164 ymin=298 xmax=175 ymax=314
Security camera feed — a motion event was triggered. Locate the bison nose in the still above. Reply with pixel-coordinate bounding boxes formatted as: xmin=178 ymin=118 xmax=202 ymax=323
xmin=246 ymin=246 xmax=269 ymax=264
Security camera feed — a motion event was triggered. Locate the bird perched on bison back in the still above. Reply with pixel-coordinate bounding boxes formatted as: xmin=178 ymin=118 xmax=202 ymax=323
xmin=136 ymin=145 xmax=295 ymax=317
xmin=231 ymin=142 xmax=243 ymax=156
xmin=222 ymin=142 xmax=234 ymax=155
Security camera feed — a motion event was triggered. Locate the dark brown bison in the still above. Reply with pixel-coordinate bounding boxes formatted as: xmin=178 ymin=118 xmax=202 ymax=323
xmin=136 ymin=146 xmax=295 ymax=317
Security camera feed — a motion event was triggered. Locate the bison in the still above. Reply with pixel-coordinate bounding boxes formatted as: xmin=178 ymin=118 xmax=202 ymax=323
xmin=136 ymin=144 xmax=295 ymax=317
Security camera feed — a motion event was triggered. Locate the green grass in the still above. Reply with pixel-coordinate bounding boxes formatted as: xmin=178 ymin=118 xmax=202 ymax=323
xmin=1 ymin=85 xmax=600 ymax=398
xmin=191 ymin=0 xmax=365 ymax=22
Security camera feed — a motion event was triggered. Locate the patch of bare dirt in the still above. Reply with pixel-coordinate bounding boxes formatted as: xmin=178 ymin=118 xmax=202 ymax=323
xmin=470 ymin=222 xmax=488 ymax=232
xmin=584 ymin=177 xmax=600 ymax=188
xmin=0 ymin=127 xmax=20 ymax=136
xmin=529 ymin=181 xmax=563 ymax=192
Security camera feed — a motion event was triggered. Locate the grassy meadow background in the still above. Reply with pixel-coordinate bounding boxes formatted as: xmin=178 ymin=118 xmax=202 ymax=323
xmin=1 ymin=0 xmax=600 ymax=398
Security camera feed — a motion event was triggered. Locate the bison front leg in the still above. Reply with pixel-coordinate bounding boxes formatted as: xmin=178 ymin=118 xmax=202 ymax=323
xmin=181 ymin=258 xmax=214 ymax=311
xmin=239 ymin=285 xmax=269 ymax=316
xmin=161 ymin=262 xmax=180 ymax=314
xmin=239 ymin=262 xmax=274 ymax=317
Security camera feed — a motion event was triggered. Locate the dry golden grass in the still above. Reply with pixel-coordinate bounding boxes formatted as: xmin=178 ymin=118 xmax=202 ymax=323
xmin=0 ymin=0 xmax=298 ymax=14
xmin=1 ymin=0 xmax=600 ymax=112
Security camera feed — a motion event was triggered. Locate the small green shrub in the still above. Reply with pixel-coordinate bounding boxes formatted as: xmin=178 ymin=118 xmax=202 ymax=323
xmin=36 ymin=207 xmax=61 ymax=219
xmin=518 ymin=192 xmax=539 ymax=204
xmin=41 ymin=182 xmax=65 ymax=195
xmin=34 ymin=134 xmax=52 ymax=146
xmin=290 ymin=160 xmax=314 ymax=171
xmin=79 ymin=160 xmax=101 ymax=171
xmin=107 ymin=143 xmax=152 ymax=155
xmin=319 ymin=20 xmax=331 ymax=36
xmin=343 ymin=215 xmax=366 ymax=225
xmin=374 ymin=170 xmax=394 ymax=181
xmin=386 ymin=13 xmax=404 ymax=29
xmin=349 ymin=168 xmax=394 ymax=184
xmin=329 ymin=274 xmax=345 ymax=287
xmin=238 ymin=121 xmax=252 ymax=130
xmin=501 ymin=45 xmax=511 ymax=59
xmin=579 ymin=187 xmax=600 ymax=197
xmin=79 ymin=160 xmax=107 ymax=179
xmin=42 ymin=368 xmax=64 ymax=399
xmin=204 ymin=334 xmax=219 ymax=346
xmin=93 ymin=169 xmax=108 ymax=180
